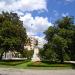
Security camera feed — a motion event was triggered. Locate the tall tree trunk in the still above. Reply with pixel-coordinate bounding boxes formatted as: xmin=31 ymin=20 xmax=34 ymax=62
xmin=61 ymin=54 xmax=64 ymax=63
xmin=0 ymin=52 xmax=4 ymax=60
xmin=60 ymin=48 xmax=64 ymax=63
xmin=5 ymin=52 xmax=6 ymax=58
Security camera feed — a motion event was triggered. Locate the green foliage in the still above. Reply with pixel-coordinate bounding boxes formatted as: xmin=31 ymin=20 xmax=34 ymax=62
xmin=40 ymin=16 xmax=75 ymax=63
xmin=39 ymin=44 xmax=57 ymax=62
xmin=55 ymin=16 xmax=74 ymax=29
xmin=21 ymin=49 xmax=34 ymax=60
xmin=0 ymin=11 xmax=27 ymax=59
xmin=26 ymin=50 xmax=34 ymax=60
xmin=44 ymin=26 xmax=57 ymax=42
xmin=52 ymin=35 xmax=67 ymax=48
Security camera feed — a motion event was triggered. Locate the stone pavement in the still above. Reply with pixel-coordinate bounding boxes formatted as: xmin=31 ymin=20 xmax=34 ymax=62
xmin=0 ymin=68 xmax=75 ymax=75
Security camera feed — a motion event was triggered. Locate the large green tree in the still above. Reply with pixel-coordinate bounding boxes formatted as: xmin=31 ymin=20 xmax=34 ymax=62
xmin=55 ymin=16 xmax=75 ymax=61
xmin=0 ymin=12 xmax=27 ymax=59
xmin=39 ymin=16 xmax=75 ymax=63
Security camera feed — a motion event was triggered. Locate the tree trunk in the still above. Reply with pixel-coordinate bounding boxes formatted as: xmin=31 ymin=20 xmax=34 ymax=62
xmin=5 ymin=52 xmax=6 ymax=58
xmin=60 ymin=48 xmax=64 ymax=63
xmin=61 ymin=55 xmax=64 ymax=63
xmin=0 ymin=52 xmax=4 ymax=60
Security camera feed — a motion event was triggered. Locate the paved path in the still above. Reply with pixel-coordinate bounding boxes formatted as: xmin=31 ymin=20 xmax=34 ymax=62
xmin=65 ymin=61 xmax=75 ymax=64
xmin=0 ymin=68 xmax=75 ymax=75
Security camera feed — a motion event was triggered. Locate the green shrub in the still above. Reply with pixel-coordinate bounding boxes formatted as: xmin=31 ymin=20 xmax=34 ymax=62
xmin=21 ymin=49 xmax=34 ymax=60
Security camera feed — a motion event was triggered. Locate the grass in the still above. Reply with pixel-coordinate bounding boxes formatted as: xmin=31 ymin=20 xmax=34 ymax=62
xmin=27 ymin=61 xmax=73 ymax=69
xmin=0 ymin=60 xmax=29 ymax=68
xmin=0 ymin=60 xmax=26 ymax=66
xmin=0 ymin=60 xmax=74 ymax=69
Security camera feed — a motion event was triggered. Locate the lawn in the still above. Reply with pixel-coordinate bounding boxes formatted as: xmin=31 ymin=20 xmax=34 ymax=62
xmin=0 ymin=60 xmax=74 ymax=69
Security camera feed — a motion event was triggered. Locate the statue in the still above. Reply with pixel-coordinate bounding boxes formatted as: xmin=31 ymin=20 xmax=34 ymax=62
xmin=31 ymin=47 xmax=40 ymax=62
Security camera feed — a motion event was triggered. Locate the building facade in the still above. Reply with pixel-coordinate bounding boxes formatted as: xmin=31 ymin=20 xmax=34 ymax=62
xmin=24 ymin=36 xmax=38 ymax=50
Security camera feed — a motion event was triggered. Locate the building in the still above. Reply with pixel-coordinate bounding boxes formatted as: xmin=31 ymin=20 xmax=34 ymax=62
xmin=24 ymin=36 xmax=38 ymax=50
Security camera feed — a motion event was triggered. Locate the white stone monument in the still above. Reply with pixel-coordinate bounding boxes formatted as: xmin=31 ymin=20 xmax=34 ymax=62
xmin=32 ymin=47 xmax=40 ymax=62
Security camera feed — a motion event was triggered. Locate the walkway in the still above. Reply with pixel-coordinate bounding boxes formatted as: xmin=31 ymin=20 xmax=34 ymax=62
xmin=0 ymin=68 xmax=75 ymax=75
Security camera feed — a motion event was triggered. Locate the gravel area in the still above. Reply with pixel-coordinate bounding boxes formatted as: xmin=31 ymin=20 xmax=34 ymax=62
xmin=0 ymin=68 xmax=75 ymax=75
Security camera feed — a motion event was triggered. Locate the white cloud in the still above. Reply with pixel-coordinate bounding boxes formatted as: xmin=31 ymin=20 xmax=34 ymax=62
xmin=65 ymin=0 xmax=74 ymax=2
xmin=62 ymin=13 xmax=69 ymax=17
xmin=0 ymin=0 xmax=47 ymax=12
xmin=34 ymin=35 xmax=47 ymax=48
xmin=20 ymin=13 xmax=52 ymax=35
xmin=20 ymin=13 xmax=52 ymax=47
xmin=64 ymin=0 xmax=74 ymax=3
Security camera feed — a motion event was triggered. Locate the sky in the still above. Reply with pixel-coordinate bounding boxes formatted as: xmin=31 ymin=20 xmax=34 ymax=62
xmin=0 ymin=0 xmax=75 ymax=47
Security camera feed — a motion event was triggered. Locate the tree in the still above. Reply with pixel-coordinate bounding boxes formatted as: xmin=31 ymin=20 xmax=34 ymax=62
xmin=40 ymin=16 xmax=75 ymax=63
xmin=55 ymin=16 xmax=74 ymax=29
xmin=52 ymin=35 xmax=68 ymax=63
xmin=0 ymin=11 xmax=27 ymax=59
xmin=55 ymin=16 xmax=75 ymax=61
xmin=39 ymin=44 xmax=57 ymax=62
xmin=21 ymin=49 xmax=34 ymax=60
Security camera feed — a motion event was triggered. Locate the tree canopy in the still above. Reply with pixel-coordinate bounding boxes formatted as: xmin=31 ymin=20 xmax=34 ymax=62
xmin=0 ymin=12 xmax=27 ymax=59
xmin=39 ymin=16 xmax=75 ymax=63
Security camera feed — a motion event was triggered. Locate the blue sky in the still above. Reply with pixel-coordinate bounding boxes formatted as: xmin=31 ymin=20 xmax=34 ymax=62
xmin=0 ymin=0 xmax=75 ymax=47
xmin=32 ymin=0 xmax=75 ymax=22
xmin=47 ymin=0 xmax=75 ymax=22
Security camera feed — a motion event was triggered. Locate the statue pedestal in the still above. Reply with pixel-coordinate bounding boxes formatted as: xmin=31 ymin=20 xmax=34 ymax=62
xmin=32 ymin=47 xmax=40 ymax=62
